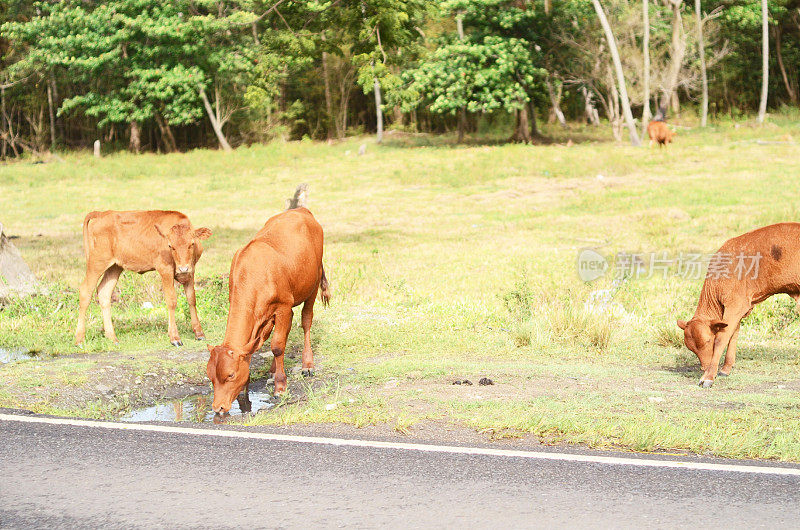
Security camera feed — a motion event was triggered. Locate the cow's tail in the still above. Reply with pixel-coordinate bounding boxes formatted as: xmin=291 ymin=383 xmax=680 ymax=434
xmin=82 ymin=211 xmax=101 ymax=258
xmin=319 ymin=265 xmax=331 ymax=307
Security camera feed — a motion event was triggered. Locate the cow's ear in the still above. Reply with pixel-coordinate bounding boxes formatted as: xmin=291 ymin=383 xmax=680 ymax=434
xmin=194 ymin=227 xmax=212 ymax=240
xmin=207 ymin=344 xmax=213 ymax=353
xmin=710 ymin=320 xmax=728 ymax=334
xmin=676 ymin=319 xmax=688 ymax=330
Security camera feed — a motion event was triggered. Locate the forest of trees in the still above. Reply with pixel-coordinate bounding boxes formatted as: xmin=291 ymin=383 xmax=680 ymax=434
xmin=0 ymin=0 xmax=798 ymax=156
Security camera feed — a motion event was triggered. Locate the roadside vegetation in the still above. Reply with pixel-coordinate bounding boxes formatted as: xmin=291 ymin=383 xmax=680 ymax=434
xmin=2 ymin=114 xmax=800 ymax=461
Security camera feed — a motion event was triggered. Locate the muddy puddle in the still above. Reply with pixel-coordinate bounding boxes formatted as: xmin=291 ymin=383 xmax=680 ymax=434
xmin=0 ymin=347 xmax=37 ymax=364
xmin=121 ymin=383 xmax=277 ymax=423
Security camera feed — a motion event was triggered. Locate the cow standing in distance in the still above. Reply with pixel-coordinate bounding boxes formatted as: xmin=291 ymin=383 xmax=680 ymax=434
xmin=207 ymin=207 xmax=329 ymax=414
xmin=75 ymin=210 xmax=212 ymax=347
xmin=678 ymin=223 xmax=800 ymax=387
xmin=647 ymin=120 xmax=677 ymax=147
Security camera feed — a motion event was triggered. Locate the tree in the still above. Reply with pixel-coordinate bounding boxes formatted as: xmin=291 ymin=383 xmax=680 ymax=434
xmin=758 ymin=0 xmax=769 ymax=123
xmin=404 ymin=36 xmax=546 ymax=143
xmin=352 ymin=0 xmax=431 ymax=143
xmin=3 ymin=1 xmax=259 ymax=152
xmin=696 ymin=0 xmax=708 ymax=126
xmin=643 ymin=0 xmax=652 ymax=130
xmin=592 ymin=0 xmax=641 ymax=146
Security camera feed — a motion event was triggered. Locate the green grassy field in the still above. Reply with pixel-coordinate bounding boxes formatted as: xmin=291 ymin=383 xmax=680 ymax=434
xmin=2 ymin=114 xmax=800 ymax=460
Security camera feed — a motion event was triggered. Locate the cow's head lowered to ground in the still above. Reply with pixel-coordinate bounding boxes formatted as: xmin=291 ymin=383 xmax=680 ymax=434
xmin=207 ymin=344 xmax=251 ymax=414
xmin=677 ymin=318 xmax=728 ymax=371
xmin=154 ymin=223 xmax=212 ymax=281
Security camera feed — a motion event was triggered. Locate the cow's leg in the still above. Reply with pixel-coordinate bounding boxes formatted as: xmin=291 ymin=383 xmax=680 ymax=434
xmin=158 ymin=271 xmax=182 ymax=347
xmin=700 ymin=308 xmax=747 ymax=387
xmin=182 ymin=279 xmax=204 ymax=340
xmin=270 ymin=306 xmax=293 ymax=395
xmin=300 ymin=294 xmax=316 ymax=377
xmin=96 ymin=265 xmax=123 ymax=343
xmin=75 ymin=261 xmax=107 ymax=345
xmin=719 ymin=324 xmax=741 ymax=376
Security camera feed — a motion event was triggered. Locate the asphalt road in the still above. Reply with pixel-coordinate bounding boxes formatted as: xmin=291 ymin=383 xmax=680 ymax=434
xmin=1 ymin=414 xmax=799 ymax=529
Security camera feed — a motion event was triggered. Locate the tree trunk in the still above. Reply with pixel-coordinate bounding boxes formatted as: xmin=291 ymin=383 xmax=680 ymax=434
xmin=593 ymin=0 xmax=641 ymax=145
xmin=695 ymin=0 xmax=708 ymax=126
xmin=374 ymin=77 xmax=383 ymax=143
xmin=46 ymin=82 xmax=56 ymax=149
xmin=546 ymin=78 xmax=567 ymax=127
xmin=154 ymin=114 xmax=178 ymax=153
xmin=456 ymin=12 xmax=467 ymax=143
xmin=1 ymin=87 xmax=6 ymax=159
xmin=129 ymin=121 xmax=141 ymax=154
xmin=642 ymin=0 xmax=651 ymax=133
xmin=198 ymin=87 xmax=233 ymax=152
xmin=393 ymin=105 xmax=403 ymax=127
xmin=582 ymin=87 xmax=601 ymax=125
xmin=775 ymin=27 xmax=798 ymax=105
xmin=529 ymin=100 xmax=539 ymax=137
xmin=757 ymin=0 xmax=768 ymax=124
xmin=659 ymin=0 xmax=686 ymax=116
xmin=609 ymin=71 xmax=623 ymax=141
xmin=512 ymin=100 xmax=532 ymax=143
xmin=321 ymin=33 xmax=334 ymax=140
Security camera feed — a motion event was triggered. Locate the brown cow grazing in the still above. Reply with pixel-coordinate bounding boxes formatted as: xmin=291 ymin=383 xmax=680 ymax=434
xmin=207 ymin=207 xmax=329 ymax=413
xmin=75 ymin=210 xmax=212 ymax=347
xmin=647 ymin=120 xmax=676 ymax=147
xmin=677 ymin=223 xmax=800 ymax=387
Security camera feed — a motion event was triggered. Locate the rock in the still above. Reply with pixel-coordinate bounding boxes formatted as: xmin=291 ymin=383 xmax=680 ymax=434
xmin=325 ymin=403 xmax=337 ymax=411
xmin=358 ymin=144 xmax=367 ymax=156
xmin=141 ymin=302 xmax=154 ymax=309
xmin=453 ymin=379 xmax=473 ymax=386
xmin=96 ymin=384 xmax=112 ymax=395
xmin=478 ymin=377 xmax=494 ymax=386
xmin=0 ymin=221 xmax=41 ymax=302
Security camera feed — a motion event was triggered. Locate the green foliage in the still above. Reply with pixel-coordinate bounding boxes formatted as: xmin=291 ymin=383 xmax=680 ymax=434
xmin=2 ymin=0 xmax=257 ymax=128
xmin=405 ymin=35 xmax=546 ymax=114
xmin=0 ymin=0 xmax=799 ymax=151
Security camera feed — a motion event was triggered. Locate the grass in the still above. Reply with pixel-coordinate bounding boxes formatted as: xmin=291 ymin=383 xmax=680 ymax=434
xmin=2 ymin=112 xmax=800 ymax=460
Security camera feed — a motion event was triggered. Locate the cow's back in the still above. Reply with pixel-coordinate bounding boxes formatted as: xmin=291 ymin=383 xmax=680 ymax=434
xmin=715 ymin=222 xmax=800 ymax=302
xmin=232 ymin=208 xmax=324 ymax=305
xmin=84 ymin=210 xmax=188 ymax=272
xmin=253 ymin=208 xmax=323 ymax=263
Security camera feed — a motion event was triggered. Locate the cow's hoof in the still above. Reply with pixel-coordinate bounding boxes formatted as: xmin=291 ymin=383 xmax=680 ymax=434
xmin=699 ymin=379 xmax=713 ymax=388
xmin=301 ymin=368 xmax=315 ymax=378
xmin=171 ymin=340 xmax=183 ymax=348
xmin=195 ymin=335 xmax=206 ymax=341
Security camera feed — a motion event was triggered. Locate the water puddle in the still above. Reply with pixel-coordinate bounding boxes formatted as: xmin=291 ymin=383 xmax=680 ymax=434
xmin=121 ymin=388 xmax=277 ymax=423
xmin=0 ymin=347 xmax=37 ymax=364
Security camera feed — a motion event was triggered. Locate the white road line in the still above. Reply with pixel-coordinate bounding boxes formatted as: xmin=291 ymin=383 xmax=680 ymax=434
xmin=2 ymin=412 xmax=799 ymax=476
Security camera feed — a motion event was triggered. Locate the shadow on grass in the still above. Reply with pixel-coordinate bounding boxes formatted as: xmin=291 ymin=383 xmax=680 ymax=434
xmin=326 ymin=227 xmax=402 ymax=246
xmin=662 ymin=341 xmax=800 ymax=381
xmin=379 ymin=127 xmax=615 ymax=150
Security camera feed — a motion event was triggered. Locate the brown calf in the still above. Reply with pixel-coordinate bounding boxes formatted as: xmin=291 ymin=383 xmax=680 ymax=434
xmin=677 ymin=223 xmax=800 ymax=387
xmin=75 ymin=210 xmax=211 ymax=347
xmin=647 ymin=121 xmax=676 ymax=147
xmin=206 ymin=207 xmax=329 ymax=414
